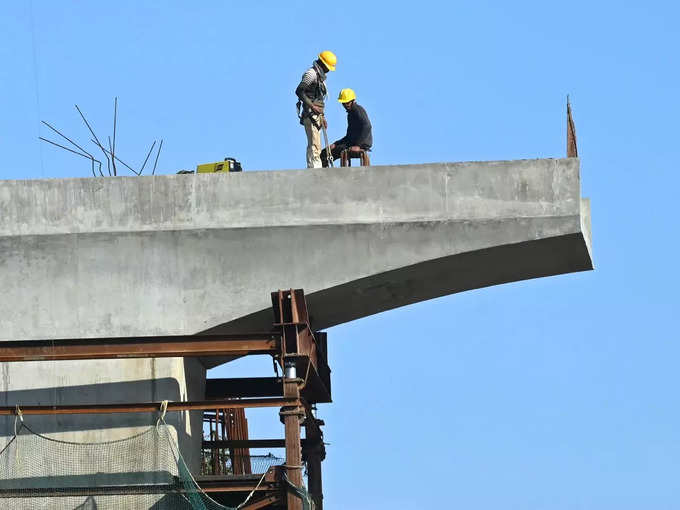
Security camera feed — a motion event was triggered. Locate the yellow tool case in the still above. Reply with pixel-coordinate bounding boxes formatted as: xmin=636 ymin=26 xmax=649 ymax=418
xmin=196 ymin=157 xmax=242 ymax=173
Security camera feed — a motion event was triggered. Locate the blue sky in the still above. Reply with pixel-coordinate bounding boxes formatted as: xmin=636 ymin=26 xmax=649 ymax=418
xmin=2 ymin=1 xmax=679 ymax=508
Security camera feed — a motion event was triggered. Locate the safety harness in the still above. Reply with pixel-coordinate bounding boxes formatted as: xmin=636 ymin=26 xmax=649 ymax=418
xmin=296 ymin=62 xmax=328 ymax=125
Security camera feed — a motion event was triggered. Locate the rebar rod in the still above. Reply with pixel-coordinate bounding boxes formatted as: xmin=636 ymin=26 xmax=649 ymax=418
xmin=40 ymin=122 xmax=104 ymax=176
xmin=94 ymin=141 xmax=140 ymax=175
xmin=152 ymin=139 xmax=163 ymax=175
xmin=74 ymin=104 xmax=112 ymax=176
xmin=39 ymin=137 xmax=100 ymax=177
xmin=41 ymin=120 xmax=95 ymax=162
xmin=111 ymin=97 xmax=118 ymax=176
xmin=139 ymin=140 xmax=156 ymax=174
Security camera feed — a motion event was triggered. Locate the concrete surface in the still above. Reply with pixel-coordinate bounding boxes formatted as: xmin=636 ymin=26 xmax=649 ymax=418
xmin=0 ymin=158 xmax=592 ymax=487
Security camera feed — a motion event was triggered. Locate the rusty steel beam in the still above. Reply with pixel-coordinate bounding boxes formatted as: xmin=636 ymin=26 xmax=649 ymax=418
xmin=0 ymin=398 xmax=297 ymax=416
xmin=199 ymin=482 xmax=278 ymax=494
xmin=196 ymin=470 xmax=280 ymax=493
xmin=206 ymin=377 xmax=283 ymax=398
xmin=272 ymin=290 xmax=332 ymax=404
xmin=0 ymin=333 xmax=279 ymax=362
xmin=203 ymin=438 xmax=311 ymax=449
xmin=239 ymin=494 xmax=283 ymax=509
xmin=281 ymin=377 xmax=304 ymax=510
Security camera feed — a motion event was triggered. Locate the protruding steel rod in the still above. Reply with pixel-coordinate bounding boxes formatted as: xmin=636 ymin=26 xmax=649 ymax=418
xmin=40 ymin=121 xmax=104 ymax=176
xmin=41 ymin=120 xmax=95 ymax=162
xmin=107 ymin=136 xmax=114 ymax=176
xmin=139 ymin=140 xmax=156 ymax=174
xmin=39 ymin=136 xmax=100 ymax=177
xmin=152 ymin=138 xmax=163 ymax=175
xmin=111 ymin=97 xmax=118 ymax=176
xmin=39 ymin=137 xmax=90 ymax=160
xmin=41 ymin=99 xmax=162 ymax=177
xmin=94 ymin=141 xmax=140 ymax=175
xmin=74 ymin=104 xmax=112 ymax=176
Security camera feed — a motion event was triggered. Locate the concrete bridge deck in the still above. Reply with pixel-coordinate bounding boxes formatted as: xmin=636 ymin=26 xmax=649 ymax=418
xmin=0 ymin=158 xmax=592 ymax=474
xmin=0 ymin=158 xmax=592 ymax=343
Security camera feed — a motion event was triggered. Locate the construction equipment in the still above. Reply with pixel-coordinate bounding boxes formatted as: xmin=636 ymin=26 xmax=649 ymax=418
xmin=196 ymin=157 xmax=242 ymax=173
xmin=177 ymin=157 xmax=243 ymax=175
xmin=320 ymin=118 xmax=333 ymax=168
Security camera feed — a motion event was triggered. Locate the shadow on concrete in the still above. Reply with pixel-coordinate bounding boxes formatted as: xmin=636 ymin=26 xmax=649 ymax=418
xmin=0 ymin=471 xmax=176 ymax=490
xmin=0 ymin=378 xmax=184 ymax=435
xmin=200 ymin=234 xmax=593 ymax=368
xmin=8 ymin=490 xmax=191 ymax=510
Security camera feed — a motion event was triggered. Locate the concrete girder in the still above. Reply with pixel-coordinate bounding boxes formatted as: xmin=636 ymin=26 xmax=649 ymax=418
xmin=0 ymin=158 xmax=592 ymax=479
xmin=0 ymin=158 xmax=591 ymax=344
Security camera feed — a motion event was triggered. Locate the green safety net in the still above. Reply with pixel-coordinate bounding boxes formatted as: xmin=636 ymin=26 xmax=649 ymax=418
xmin=0 ymin=418 xmax=245 ymax=510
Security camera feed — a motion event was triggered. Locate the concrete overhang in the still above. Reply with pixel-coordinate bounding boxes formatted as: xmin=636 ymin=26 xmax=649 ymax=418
xmin=0 ymin=158 xmax=592 ymax=366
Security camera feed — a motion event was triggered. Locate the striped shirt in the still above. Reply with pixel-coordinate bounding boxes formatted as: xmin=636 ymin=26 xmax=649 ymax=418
xmin=296 ymin=63 xmax=328 ymax=112
xmin=299 ymin=68 xmax=318 ymax=88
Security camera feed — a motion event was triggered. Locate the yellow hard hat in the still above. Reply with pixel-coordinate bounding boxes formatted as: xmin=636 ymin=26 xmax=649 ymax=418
xmin=338 ymin=88 xmax=356 ymax=103
xmin=318 ymin=50 xmax=337 ymax=71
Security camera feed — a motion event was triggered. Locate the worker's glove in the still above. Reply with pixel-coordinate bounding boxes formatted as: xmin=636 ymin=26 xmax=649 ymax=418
xmin=322 ymin=117 xmax=328 ymax=129
xmin=311 ymin=104 xmax=322 ymax=115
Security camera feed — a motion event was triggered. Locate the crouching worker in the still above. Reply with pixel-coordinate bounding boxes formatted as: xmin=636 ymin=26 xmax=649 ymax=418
xmin=321 ymin=88 xmax=372 ymax=167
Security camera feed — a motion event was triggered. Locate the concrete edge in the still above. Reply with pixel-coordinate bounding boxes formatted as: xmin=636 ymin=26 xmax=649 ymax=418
xmin=580 ymin=198 xmax=593 ymax=267
xmin=0 ymin=157 xmax=577 ymax=183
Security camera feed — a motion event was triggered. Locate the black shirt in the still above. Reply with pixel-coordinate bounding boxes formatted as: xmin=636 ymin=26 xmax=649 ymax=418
xmin=335 ymin=103 xmax=373 ymax=149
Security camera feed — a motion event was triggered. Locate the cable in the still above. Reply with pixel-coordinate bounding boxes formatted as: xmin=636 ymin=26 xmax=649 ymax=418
xmin=156 ymin=400 xmax=169 ymax=431
xmin=236 ymin=468 xmax=269 ymax=509
xmin=28 ymin=0 xmax=45 ymax=179
xmin=159 ymin=416 xmax=234 ymax=509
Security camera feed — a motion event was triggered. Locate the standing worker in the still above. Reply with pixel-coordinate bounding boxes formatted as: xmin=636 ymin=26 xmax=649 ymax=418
xmin=296 ymin=51 xmax=337 ymax=168
xmin=321 ymin=88 xmax=373 ymax=167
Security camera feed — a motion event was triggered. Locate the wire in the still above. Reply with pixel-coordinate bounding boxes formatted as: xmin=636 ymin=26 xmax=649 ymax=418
xmin=13 ymin=405 xmax=23 ymax=437
xmin=156 ymin=400 xmax=169 ymax=431
xmin=28 ymin=0 xmax=45 ymax=179
xmin=236 ymin=469 xmax=269 ymax=509
xmin=159 ymin=416 xmax=233 ymax=509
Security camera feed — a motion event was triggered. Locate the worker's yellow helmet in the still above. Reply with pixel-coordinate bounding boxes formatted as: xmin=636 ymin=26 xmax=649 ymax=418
xmin=318 ymin=50 xmax=337 ymax=71
xmin=337 ymin=88 xmax=356 ymax=103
